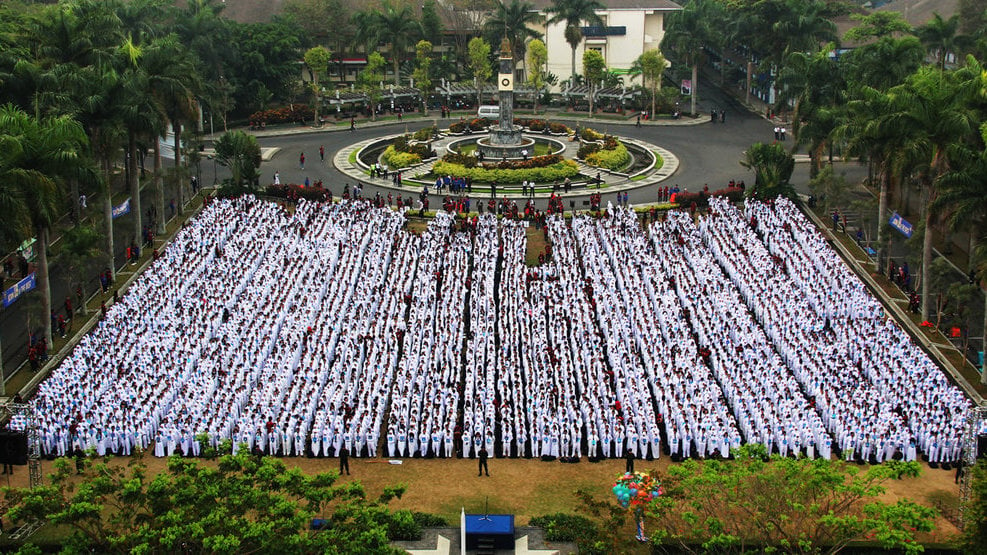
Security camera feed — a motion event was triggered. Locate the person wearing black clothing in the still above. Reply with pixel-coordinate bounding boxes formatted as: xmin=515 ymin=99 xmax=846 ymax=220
xmin=339 ymin=446 xmax=350 ymax=475
xmin=625 ymin=449 xmax=635 ymax=473
xmin=478 ymin=447 xmax=489 ymax=476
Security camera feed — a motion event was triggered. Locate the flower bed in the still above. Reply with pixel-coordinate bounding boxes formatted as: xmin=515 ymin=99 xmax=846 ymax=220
xmin=586 ymin=143 xmax=629 ymax=170
xmin=381 ymin=146 xmax=421 ymax=169
xmin=448 ymin=118 xmax=493 ymax=133
xmin=672 ymin=186 xmax=745 ymax=207
xmin=440 ymin=153 xmax=562 ymax=170
xmin=248 ymin=105 xmax=314 ymax=127
xmin=431 ymin=159 xmax=579 ymax=184
xmin=579 ymin=135 xmax=630 ymax=171
xmin=264 ymin=184 xmax=330 ymax=201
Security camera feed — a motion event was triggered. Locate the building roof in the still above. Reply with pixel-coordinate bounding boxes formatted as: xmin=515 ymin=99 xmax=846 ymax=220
xmin=875 ymin=0 xmax=959 ymax=27
xmin=527 ymin=0 xmax=683 ymax=10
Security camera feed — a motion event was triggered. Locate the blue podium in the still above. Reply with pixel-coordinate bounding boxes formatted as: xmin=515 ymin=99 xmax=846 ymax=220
xmin=463 ymin=514 xmax=514 ymax=550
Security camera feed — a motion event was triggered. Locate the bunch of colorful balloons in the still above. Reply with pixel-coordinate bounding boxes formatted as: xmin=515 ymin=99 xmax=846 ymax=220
xmin=611 ymin=471 xmax=663 ymax=509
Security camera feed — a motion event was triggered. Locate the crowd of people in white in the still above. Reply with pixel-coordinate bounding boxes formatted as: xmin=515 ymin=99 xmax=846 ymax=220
xmin=25 ymin=195 xmax=973 ymax=464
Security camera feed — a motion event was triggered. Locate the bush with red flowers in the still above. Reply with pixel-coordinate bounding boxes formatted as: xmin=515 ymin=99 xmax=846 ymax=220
xmin=248 ymin=105 xmax=314 ymax=127
xmin=672 ymin=186 xmax=744 ymax=207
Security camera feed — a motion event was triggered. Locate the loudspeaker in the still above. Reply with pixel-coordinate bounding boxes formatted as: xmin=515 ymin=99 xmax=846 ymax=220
xmin=0 ymin=431 xmax=28 ymax=465
xmin=977 ymin=434 xmax=987 ymax=460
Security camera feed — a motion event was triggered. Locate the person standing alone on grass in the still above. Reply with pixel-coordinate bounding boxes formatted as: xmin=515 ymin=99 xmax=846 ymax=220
xmin=339 ymin=445 xmax=350 ymax=475
xmin=478 ymin=446 xmax=489 ymax=476
xmin=625 ymin=449 xmax=635 ymax=473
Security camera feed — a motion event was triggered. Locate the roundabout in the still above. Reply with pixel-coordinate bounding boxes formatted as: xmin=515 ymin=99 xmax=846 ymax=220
xmin=332 ymin=127 xmax=679 ymax=200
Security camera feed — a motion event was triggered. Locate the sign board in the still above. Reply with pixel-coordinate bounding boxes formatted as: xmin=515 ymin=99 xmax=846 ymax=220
xmin=112 ymin=198 xmax=131 ymax=219
xmin=889 ymin=212 xmax=913 ymax=238
xmin=681 ymin=79 xmax=692 ymax=95
xmin=17 ymin=237 xmax=36 ymax=262
xmin=3 ymin=272 xmax=36 ymax=307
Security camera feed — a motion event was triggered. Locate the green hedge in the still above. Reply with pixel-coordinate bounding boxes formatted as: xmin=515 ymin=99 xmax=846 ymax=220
xmin=432 ymin=159 xmax=579 ymax=183
xmin=381 ymin=146 xmax=421 ymax=169
xmin=585 ymin=143 xmax=630 ymax=170
xmin=529 ymin=513 xmax=603 ymax=554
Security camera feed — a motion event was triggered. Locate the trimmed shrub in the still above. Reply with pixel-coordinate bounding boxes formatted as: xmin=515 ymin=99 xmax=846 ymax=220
xmin=585 ymin=143 xmax=630 ymax=170
xmin=248 ymin=105 xmax=313 ymax=127
xmin=391 ymin=135 xmax=435 ymax=159
xmin=529 ymin=513 xmax=603 ymax=553
xmin=264 ymin=184 xmax=329 ymax=201
xmin=580 ymin=127 xmax=604 ymax=141
xmin=412 ymin=126 xmax=437 ymax=141
xmin=431 ymin=159 xmax=579 ymax=183
xmin=412 ymin=512 xmax=448 ymax=528
xmin=673 ymin=186 xmax=744 ymax=207
xmin=548 ymin=122 xmax=569 ymax=134
xmin=381 ymin=145 xmax=421 ymax=169
xmin=386 ymin=510 xmax=422 ymax=541
xmin=577 ymin=142 xmax=601 ymax=159
xmin=441 ymin=152 xmax=479 ymax=168
xmin=448 ymin=118 xmax=493 ymax=133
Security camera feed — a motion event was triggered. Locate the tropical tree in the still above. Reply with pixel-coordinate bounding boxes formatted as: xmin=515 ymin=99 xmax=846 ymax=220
xmin=214 ymin=130 xmax=261 ymax=189
xmin=358 ymin=51 xmax=386 ymax=121
xmin=885 ymin=67 xmax=976 ymax=320
xmin=483 ymin=0 xmax=542 ymax=79
xmin=545 ymin=0 xmax=604 ymax=80
xmin=645 ymin=445 xmax=934 ymax=554
xmin=634 ymin=49 xmax=666 ymax=119
xmin=661 ymin=0 xmax=710 ymax=116
xmin=467 ymin=37 xmax=492 ymax=108
xmin=412 ymin=40 xmax=433 ymax=115
xmin=740 ymin=142 xmax=796 ymax=201
xmin=57 ymin=224 xmax=104 ymax=318
xmin=915 ymin=13 xmax=972 ymax=71
xmin=140 ymin=36 xmax=197 ymax=236
xmin=0 ymin=104 xmax=91 ymax=347
xmin=366 ymin=1 xmax=422 ymax=86
xmin=526 ymin=38 xmax=549 ymax=114
xmin=582 ymin=49 xmax=605 ymax=117
xmin=421 ymin=0 xmax=443 ymax=45
xmin=841 ymin=36 xmax=925 ymax=93
xmin=304 ymin=46 xmax=332 ymax=126
xmin=5 ymin=453 xmax=412 ymax=553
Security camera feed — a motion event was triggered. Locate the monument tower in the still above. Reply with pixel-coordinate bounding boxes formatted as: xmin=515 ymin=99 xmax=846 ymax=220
xmin=478 ymin=37 xmax=530 ymax=159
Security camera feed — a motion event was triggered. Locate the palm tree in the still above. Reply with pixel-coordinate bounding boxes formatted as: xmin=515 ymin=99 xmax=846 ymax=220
xmin=740 ymin=142 xmax=797 ymax=201
xmin=484 ymin=0 xmax=543 ymax=79
xmin=368 ymin=2 xmax=423 ymax=86
xmin=141 ymin=36 xmax=196 ymax=235
xmin=0 ymin=104 xmax=91 ymax=348
xmin=545 ymin=0 xmax=604 ymax=81
xmin=842 ymin=36 xmax=925 ymax=93
xmin=915 ymin=13 xmax=972 ymax=71
xmin=884 ymin=67 xmax=975 ymax=321
xmin=660 ymin=0 xmax=710 ymax=116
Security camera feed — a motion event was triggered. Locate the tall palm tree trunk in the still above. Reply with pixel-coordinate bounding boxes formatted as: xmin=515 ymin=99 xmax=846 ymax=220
xmin=690 ymin=63 xmax=698 ymax=117
xmin=38 ymin=226 xmax=52 ymax=348
xmin=921 ymin=188 xmax=936 ymax=321
xmin=128 ymin=132 xmax=142 ymax=249
xmin=570 ymin=46 xmax=577 ymax=82
xmin=70 ymin=179 xmax=80 ymax=224
xmin=393 ymin=58 xmax=401 ymax=87
xmin=876 ymin=169 xmax=890 ymax=270
xmin=103 ymin=157 xmax=115 ymax=281
xmin=174 ymin=122 xmax=184 ymax=212
xmin=154 ymin=141 xmax=165 ymax=235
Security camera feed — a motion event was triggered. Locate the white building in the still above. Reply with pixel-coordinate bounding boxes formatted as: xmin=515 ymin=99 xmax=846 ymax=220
xmin=527 ymin=0 xmax=683 ymax=89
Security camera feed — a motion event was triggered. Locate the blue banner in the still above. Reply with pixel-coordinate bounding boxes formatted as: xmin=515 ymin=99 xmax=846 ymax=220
xmin=3 ymin=272 xmax=37 ymax=307
xmin=889 ymin=212 xmax=913 ymax=238
xmin=112 ymin=198 xmax=131 ymax=219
